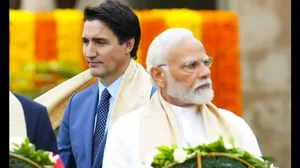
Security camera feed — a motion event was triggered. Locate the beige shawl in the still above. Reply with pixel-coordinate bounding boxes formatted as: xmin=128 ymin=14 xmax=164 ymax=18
xmin=34 ymin=59 xmax=153 ymax=129
xmin=139 ymin=91 xmax=243 ymax=160
xmin=9 ymin=91 xmax=27 ymax=138
xmin=107 ymin=59 xmax=153 ymax=129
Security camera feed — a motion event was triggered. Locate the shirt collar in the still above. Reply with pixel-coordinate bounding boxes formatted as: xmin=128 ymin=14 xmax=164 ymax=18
xmin=98 ymin=75 xmax=124 ymax=100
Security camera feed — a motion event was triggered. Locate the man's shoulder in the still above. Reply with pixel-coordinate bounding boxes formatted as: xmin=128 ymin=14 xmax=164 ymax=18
xmin=217 ymin=108 xmax=262 ymax=156
xmin=111 ymin=108 xmax=144 ymax=130
xmin=14 ymin=93 xmax=46 ymax=111
xmin=217 ymin=108 xmax=252 ymax=130
xmin=13 ymin=93 xmax=48 ymax=122
xmin=217 ymin=108 xmax=243 ymax=122
xmin=72 ymin=83 xmax=98 ymax=98
xmin=115 ymin=109 xmax=143 ymax=124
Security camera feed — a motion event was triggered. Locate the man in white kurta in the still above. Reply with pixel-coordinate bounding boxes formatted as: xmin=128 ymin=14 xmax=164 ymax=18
xmin=102 ymin=28 xmax=262 ymax=168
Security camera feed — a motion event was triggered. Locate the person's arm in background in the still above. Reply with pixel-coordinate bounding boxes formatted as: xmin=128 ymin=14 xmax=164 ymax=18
xmin=13 ymin=92 xmax=58 ymax=153
xmin=57 ymin=95 xmax=77 ymax=168
xmin=34 ymin=105 xmax=58 ymax=154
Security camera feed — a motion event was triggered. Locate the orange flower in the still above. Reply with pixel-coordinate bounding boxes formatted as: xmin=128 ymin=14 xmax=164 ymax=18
xmin=9 ymin=9 xmax=242 ymax=116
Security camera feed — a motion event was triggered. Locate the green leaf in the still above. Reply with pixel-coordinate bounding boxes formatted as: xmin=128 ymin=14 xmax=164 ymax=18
xmin=24 ymin=137 xmax=30 ymax=144
xmin=11 ymin=137 xmax=54 ymax=167
xmin=261 ymin=156 xmax=276 ymax=162
xmin=163 ymin=160 xmax=171 ymax=166
xmin=229 ymin=136 xmax=235 ymax=148
xmin=171 ymin=144 xmax=178 ymax=150
xmin=200 ymin=151 xmax=208 ymax=155
xmin=157 ymin=145 xmax=172 ymax=152
xmin=155 ymin=153 xmax=166 ymax=159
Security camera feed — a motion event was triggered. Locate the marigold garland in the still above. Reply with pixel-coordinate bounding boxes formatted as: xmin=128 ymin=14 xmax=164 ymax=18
xmin=35 ymin=12 xmax=57 ymax=61
xmin=53 ymin=9 xmax=86 ymax=70
xmin=198 ymin=10 xmax=220 ymax=109
xmin=199 ymin=10 xmax=242 ymax=116
xmin=9 ymin=10 xmax=36 ymax=93
xmin=9 ymin=9 xmax=242 ymax=116
xmin=150 ymin=9 xmax=203 ymax=40
xmin=135 ymin=10 xmax=167 ymax=68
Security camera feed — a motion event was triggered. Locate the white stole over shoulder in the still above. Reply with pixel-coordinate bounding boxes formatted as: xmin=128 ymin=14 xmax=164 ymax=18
xmin=108 ymin=59 xmax=153 ymax=129
xmin=9 ymin=91 xmax=27 ymax=138
xmin=34 ymin=59 xmax=153 ymax=130
xmin=34 ymin=68 xmax=98 ymax=129
xmin=139 ymin=91 xmax=244 ymax=160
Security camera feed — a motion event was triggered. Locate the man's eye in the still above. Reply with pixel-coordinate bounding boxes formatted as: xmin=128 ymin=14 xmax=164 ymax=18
xmin=186 ymin=62 xmax=198 ymax=69
xmin=97 ymin=41 xmax=105 ymax=44
xmin=82 ymin=40 xmax=89 ymax=45
xmin=203 ymin=60 xmax=209 ymax=65
xmin=203 ymin=57 xmax=213 ymax=67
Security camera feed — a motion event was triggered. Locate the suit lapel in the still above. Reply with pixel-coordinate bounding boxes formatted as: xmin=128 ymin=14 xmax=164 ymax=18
xmin=83 ymin=84 xmax=99 ymax=168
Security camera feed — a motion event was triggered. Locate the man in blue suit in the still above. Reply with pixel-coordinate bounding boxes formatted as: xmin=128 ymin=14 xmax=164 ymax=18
xmin=11 ymin=92 xmax=58 ymax=153
xmin=57 ymin=1 xmax=157 ymax=168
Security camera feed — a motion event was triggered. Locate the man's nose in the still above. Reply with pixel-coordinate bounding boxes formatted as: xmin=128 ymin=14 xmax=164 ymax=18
xmin=85 ymin=44 xmax=97 ymax=58
xmin=197 ymin=63 xmax=211 ymax=79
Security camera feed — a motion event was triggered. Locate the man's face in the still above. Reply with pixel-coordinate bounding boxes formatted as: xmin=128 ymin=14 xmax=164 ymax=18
xmin=163 ymin=37 xmax=214 ymax=105
xmin=81 ymin=20 xmax=130 ymax=80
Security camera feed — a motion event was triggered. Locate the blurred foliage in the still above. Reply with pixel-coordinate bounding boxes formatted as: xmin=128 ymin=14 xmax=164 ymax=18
xmin=10 ymin=61 xmax=83 ymax=99
xmin=10 ymin=61 xmax=84 ymax=135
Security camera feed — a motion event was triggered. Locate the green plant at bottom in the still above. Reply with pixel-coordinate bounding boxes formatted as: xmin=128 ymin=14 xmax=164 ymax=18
xmin=143 ymin=136 xmax=277 ymax=168
xmin=10 ymin=137 xmax=56 ymax=167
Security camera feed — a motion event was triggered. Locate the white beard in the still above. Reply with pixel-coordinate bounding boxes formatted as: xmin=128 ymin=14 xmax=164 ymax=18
xmin=165 ymin=70 xmax=214 ymax=105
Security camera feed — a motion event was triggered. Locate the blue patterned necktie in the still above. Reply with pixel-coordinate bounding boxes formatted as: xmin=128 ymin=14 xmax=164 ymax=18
xmin=92 ymin=88 xmax=111 ymax=164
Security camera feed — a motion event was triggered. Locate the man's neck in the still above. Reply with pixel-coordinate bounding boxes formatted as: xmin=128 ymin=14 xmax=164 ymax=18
xmin=99 ymin=74 xmax=121 ymax=87
xmin=98 ymin=59 xmax=131 ymax=86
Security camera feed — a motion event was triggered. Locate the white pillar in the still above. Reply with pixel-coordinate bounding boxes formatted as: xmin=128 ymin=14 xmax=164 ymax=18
xmin=74 ymin=0 xmax=103 ymax=10
xmin=20 ymin=0 xmax=55 ymax=11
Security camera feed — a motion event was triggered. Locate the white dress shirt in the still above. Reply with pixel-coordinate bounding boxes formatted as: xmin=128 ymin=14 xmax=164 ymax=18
xmin=170 ymin=104 xmax=207 ymax=147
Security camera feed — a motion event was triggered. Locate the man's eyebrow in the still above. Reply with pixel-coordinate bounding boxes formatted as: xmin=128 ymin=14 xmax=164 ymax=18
xmin=81 ymin=37 xmax=108 ymax=41
xmin=92 ymin=37 xmax=107 ymax=41
xmin=183 ymin=58 xmax=200 ymax=64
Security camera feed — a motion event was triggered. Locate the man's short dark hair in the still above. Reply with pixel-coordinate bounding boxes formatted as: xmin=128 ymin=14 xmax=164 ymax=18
xmin=83 ymin=0 xmax=141 ymax=60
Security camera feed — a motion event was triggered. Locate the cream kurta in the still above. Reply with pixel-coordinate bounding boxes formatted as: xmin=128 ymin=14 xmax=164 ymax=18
xmin=9 ymin=91 xmax=27 ymax=138
xmin=9 ymin=91 xmax=27 ymax=151
xmin=102 ymin=96 xmax=262 ymax=168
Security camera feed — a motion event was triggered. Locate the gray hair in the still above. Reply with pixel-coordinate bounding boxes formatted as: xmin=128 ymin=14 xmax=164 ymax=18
xmin=146 ymin=28 xmax=194 ymax=86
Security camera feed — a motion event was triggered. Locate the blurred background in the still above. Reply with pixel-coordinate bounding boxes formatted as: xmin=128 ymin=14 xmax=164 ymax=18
xmin=9 ymin=0 xmax=291 ymax=167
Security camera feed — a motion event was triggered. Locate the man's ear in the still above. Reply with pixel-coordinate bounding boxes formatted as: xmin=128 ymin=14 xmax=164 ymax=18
xmin=124 ymin=38 xmax=135 ymax=55
xmin=150 ymin=67 xmax=166 ymax=88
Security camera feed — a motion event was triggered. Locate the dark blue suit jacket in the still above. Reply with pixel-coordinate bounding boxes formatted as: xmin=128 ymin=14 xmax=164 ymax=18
xmin=13 ymin=93 xmax=58 ymax=154
xmin=57 ymin=84 xmax=157 ymax=168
